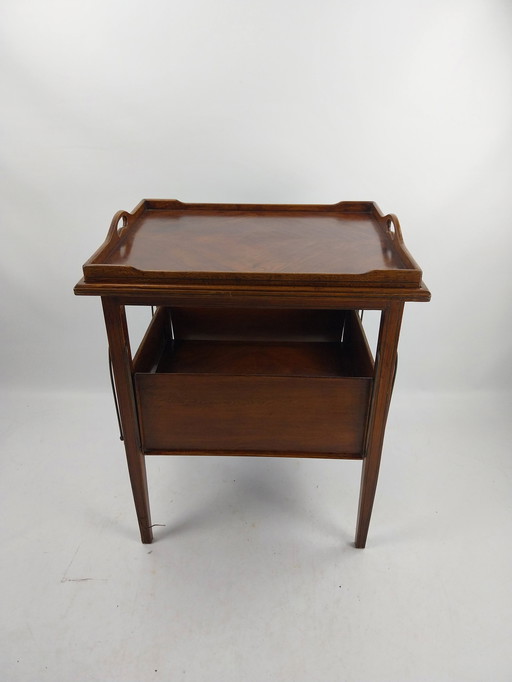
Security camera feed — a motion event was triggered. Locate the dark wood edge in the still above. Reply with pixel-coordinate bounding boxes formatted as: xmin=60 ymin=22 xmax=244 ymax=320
xmin=74 ymin=279 xmax=431 ymax=304
xmin=141 ymin=199 xmax=378 ymax=213
xmin=143 ymin=448 xmax=364 ymax=459
xmin=82 ymin=263 xmax=423 ymax=287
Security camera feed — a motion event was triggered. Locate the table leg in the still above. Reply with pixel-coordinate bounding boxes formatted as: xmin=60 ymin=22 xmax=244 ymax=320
xmin=355 ymin=302 xmax=404 ymax=548
xmin=102 ymin=298 xmax=153 ymax=543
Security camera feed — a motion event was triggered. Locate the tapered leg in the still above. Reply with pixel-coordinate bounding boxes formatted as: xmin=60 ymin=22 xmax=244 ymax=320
xmin=355 ymin=302 xmax=404 ymax=548
xmin=102 ymin=298 xmax=153 ymax=543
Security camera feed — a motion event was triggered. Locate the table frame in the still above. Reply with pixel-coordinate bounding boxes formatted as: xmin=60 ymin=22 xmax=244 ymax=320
xmin=75 ymin=200 xmax=429 ymax=548
xmin=100 ymin=293 xmax=404 ymax=548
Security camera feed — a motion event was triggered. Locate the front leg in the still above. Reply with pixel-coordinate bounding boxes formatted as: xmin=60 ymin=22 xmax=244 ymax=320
xmin=102 ymin=298 xmax=153 ymax=543
xmin=355 ymin=302 xmax=404 ymax=548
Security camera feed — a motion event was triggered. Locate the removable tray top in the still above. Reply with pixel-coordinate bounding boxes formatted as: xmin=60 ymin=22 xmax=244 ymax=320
xmin=80 ymin=200 xmax=425 ymax=289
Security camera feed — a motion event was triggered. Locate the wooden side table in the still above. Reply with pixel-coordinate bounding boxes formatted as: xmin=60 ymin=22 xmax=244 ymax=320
xmin=74 ymin=200 xmax=430 ymax=547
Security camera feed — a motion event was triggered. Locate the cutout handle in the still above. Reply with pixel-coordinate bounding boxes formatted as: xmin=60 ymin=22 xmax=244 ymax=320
xmin=107 ymin=210 xmax=131 ymax=242
xmin=384 ymin=213 xmax=403 ymax=243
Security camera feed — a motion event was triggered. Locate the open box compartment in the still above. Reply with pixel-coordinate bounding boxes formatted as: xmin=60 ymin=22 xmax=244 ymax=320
xmin=133 ymin=307 xmax=374 ymax=457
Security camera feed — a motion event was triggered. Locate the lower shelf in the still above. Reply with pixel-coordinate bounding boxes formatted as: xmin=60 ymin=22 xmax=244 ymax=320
xmin=133 ymin=307 xmax=374 ymax=457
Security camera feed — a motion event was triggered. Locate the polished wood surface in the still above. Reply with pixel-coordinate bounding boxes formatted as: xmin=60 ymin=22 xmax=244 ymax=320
xmin=81 ymin=200 xmax=424 ymax=288
xmin=75 ymin=200 xmax=430 ymax=547
xmin=136 ymin=373 xmax=371 ymax=455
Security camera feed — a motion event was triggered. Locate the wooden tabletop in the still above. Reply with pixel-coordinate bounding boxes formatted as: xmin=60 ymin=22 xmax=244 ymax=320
xmin=75 ymin=200 xmax=430 ymax=302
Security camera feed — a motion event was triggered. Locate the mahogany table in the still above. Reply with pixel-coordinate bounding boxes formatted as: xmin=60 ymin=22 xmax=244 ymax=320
xmin=74 ymin=200 xmax=430 ymax=547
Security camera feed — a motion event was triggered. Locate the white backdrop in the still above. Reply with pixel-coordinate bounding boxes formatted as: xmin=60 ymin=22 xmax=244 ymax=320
xmin=2 ymin=0 xmax=511 ymax=392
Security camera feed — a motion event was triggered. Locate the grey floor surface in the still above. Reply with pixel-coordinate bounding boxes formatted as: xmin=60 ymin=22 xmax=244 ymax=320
xmin=1 ymin=388 xmax=511 ymax=681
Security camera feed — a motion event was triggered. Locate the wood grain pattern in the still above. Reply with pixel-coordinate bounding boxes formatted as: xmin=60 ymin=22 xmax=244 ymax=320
xmin=136 ymin=374 xmax=371 ymax=455
xmin=81 ymin=200 xmax=424 ymax=288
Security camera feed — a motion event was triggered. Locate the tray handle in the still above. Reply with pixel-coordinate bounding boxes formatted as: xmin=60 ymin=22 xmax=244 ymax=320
xmin=383 ymin=213 xmax=404 ymax=244
xmin=106 ymin=209 xmax=131 ymax=243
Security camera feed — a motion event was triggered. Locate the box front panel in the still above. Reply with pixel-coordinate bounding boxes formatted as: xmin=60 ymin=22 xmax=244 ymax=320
xmin=135 ymin=373 xmax=371 ymax=456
